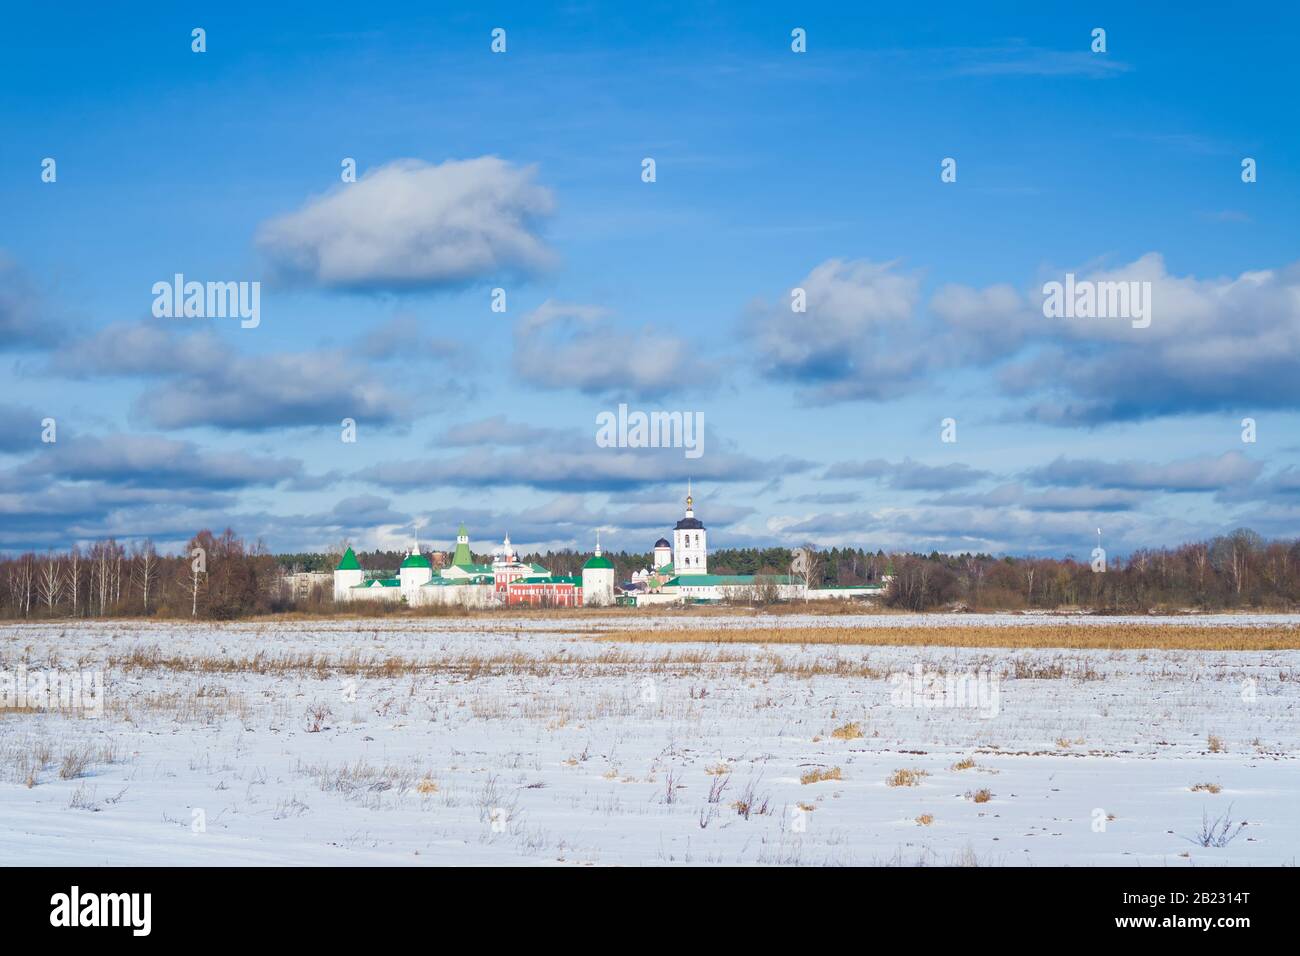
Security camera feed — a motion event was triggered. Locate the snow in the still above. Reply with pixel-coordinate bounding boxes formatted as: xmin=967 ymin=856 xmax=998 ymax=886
xmin=1 ymin=616 xmax=1297 ymax=866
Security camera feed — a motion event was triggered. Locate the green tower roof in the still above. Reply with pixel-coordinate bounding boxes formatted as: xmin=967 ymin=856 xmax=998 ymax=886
xmin=400 ymin=551 xmax=432 ymax=569
xmin=451 ymin=523 xmax=474 ymax=567
xmin=336 ymin=547 xmax=361 ymax=571
xmin=583 ymin=553 xmax=614 ymax=570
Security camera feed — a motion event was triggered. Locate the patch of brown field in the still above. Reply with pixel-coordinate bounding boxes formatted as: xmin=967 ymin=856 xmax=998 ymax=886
xmin=598 ymin=624 xmax=1300 ymax=650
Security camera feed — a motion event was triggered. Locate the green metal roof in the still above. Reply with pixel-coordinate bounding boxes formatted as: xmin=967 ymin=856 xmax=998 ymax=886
xmin=583 ymin=553 xmax=614 ymax=570
xmin=335 ymin=547 xmax=361 ymax=571
xmin=517 ymin=575 xmax=581 ymax=585
xmin=422 ymin=575 xmax=493 ymax=587
xmin=400 ymin=552 xmax=432 ymax=569
xmin=656 ymin=562 xmax=674 ymax=574
xmin=662 ymin=574 xmax=800 ymax=587
xmin=451 ymin=524 xmax=474 ymax=567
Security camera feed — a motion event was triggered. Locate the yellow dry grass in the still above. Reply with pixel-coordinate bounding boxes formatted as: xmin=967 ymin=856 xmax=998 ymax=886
xmin=887 ymin=768 xmax=928 ymax=787
xmin=800 ymin=766 xmax=842 ymax=785
xmin=830 ymin=721 xmax=864 ymax=740
xmin=1190 ymin=782 xmax=1222 ymax=793
xmin=598 ymin=623 xmax=1300 ymax=651
xmin=105 ymin=645 xmax=754 ymax=679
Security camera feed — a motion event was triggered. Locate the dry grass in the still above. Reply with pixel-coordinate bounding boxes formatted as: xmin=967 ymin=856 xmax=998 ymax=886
xmin=1208 ymin=734 xmax=1227 ymax=753
xmin=886 ymin=768 xmax=928 ymax=788
xmin=915 ymin=813 xmax=935 ymax=826
xmin=800 ymin=766 xmax=842 ymax=785
xmin=1190 ymin=782 xmax=1222 ymax=793
xmin=967 ymin=789 xmax=993 ymax=803
xmin=950 ymin=757 xmax=977 ymax=771
xmin=601 ymin=623 xmax=1300 ymax=651
xmin=830 ymin=721 xmax=864 ymax=741
xmin=106 ymin=645 xmax=756 ymax=679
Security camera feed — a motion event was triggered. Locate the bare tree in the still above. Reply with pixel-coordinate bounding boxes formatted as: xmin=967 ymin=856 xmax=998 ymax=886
xmin=9 ymin=554 xmax=36 ymax=617
xmin=36 ymin=551 xmax=63 ymax=615
xmin=67 ymin=546 xmax=81 ymax=617
xmin=132 ymin=539 xmax=158 ymax=613
xmin=791 ymin=544 xmax=823 ymax=600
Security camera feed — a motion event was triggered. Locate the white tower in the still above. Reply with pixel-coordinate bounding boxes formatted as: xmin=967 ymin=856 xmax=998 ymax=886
xmin=333 ymin=546 xmax=365 ymax=601
xmin=652 ymin=538 xmax=673 ymax=571
xmin=398 ymin=540 xmax=433 ymax=592
xmin=582 ymin=532 xmax=616 ymax=606
xmin=671 ymin=481 xmax=707 ymax=575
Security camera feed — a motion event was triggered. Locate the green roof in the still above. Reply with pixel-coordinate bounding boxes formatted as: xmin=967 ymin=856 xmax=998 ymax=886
xmin=656 ymin=563 xmax=674 ymax=575
xmin=353 ymin=577 xmax=400 ymax=588
xmin=529 ymin=563 xmax=549 ymax=573
xmin=422 ymin=575 xmax=492 ymax=587
xmin=451 ymin=523 xmax=474 ymax=567
xmin=583 ymin=553 xmax=614 ymax=570
xmin=336 ymin=547 xmax=361 ymax=571
xmin=400 ymin=552 xmax=432 ymax=569
xmin=517 ymin=575 xmax=581 ymax=585
xmin=662 ymin=574 xmax=799 ymax=587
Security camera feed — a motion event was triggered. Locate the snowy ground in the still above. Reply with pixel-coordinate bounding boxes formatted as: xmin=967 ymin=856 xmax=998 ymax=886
xmin=2 ymin=615 xmax=1297 ymax=866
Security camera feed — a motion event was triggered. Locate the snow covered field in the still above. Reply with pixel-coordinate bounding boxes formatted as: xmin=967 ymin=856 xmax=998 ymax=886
xmin=2 ymin=615 xmax=1297 ymax=866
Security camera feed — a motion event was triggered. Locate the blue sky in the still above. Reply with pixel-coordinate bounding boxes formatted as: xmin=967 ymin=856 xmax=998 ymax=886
xmin=2 ymin=2 xmax=1298 ymax=558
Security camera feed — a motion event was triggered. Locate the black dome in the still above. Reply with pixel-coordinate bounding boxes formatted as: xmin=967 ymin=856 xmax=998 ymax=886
xmin=674 ymin=517 xmax=704 ymax=530
xmin=654 ymin=538 xmax=671 ymax=548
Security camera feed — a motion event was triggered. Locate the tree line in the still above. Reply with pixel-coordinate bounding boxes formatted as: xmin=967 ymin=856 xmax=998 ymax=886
xmin=2 ymin=529 xmax=284 ymax=620
xmin=2 ymin=527 xmax=1296 ymax=619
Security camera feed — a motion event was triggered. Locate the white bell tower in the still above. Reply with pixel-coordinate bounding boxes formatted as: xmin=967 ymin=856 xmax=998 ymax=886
xmin=672 ymin=481 xmax=707 ymax=575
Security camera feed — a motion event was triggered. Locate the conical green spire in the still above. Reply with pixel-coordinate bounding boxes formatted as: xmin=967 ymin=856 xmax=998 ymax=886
xmin=452 ymin=523 xmax=473 ymax=568
xmin=336 ymin=547 xmax=361 ymax=571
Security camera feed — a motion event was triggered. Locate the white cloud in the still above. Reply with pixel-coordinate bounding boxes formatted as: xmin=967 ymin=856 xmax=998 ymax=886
xmin=256 ymin=157 xmax=557 ymax=291
xmin=513 ymin=299 xmax=717 ymax=399
xmin=747 ymin=258 xmax=928 ymax=402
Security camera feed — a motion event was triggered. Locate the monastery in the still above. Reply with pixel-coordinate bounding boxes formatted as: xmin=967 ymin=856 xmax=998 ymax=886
xmin=333 ymin=487 xmax=884 ymax=607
